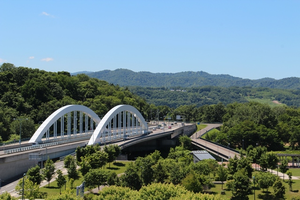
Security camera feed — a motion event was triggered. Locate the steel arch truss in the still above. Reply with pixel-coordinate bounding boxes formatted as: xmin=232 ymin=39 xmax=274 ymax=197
xmin=29 ymin=105 xmax=101 ymax=143
xmin=88 ymin=105 xmax=148 ymax=145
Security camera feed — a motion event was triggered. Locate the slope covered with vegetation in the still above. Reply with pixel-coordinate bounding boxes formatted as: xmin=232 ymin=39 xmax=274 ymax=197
xmin=129 ymin=86 xmax=300 ymax=108
xmin=0 ymin=63 xmax=150 ymax=142
xmin=87 ymin=69 xmax=300 ymax=89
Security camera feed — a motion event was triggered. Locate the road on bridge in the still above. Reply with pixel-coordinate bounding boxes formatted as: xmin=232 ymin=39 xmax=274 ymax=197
xmin=190 ymin=123 xmax=240 ymax=160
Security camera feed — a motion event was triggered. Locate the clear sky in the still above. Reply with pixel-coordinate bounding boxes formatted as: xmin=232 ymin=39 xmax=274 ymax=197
xmin=0 ymin=1 xmax=299 ymax=80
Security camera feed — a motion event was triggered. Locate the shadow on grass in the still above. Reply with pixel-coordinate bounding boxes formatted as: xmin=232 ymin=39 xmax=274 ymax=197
xmin=203 ymin=191 xmax=217 ymax=195
xmin=44 ymin=186 xmax=59 ymax=189
xmin=107 ymin=167 xmax=120 ymax=170
xmin=113 ymin=162 xmax=125 ymax=167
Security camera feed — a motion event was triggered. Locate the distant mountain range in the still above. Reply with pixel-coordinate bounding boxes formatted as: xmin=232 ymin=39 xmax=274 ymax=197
xmin=74 ymin=69 xmax=300 ymax=90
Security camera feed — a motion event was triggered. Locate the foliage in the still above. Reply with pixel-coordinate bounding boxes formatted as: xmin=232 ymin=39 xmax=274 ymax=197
xmin=15 ymin=178 xmax=41 ymax=200
xmin=42 ymin=158 xmax=56 ymax=186
xmin=273 ymin=177 xmax=285 ymax=199
xmin=255 ymin=172 xmax=276 ymax=192
xmin=26 ymin=165 xmax=42 ymax=185
xmin=121 ymin=162 xmax=142 ymax=190
xmin=181 ymin=171 xmax=202 ymax=193
xmin=279 ymin=158 xmax=289 ymax=180
xmin=56 ymin=169 xmax=66 ymax=194
xmin=104 ymin=144 xmax=121 ymax=167
xmin=0 ymin=192 xmax=17 ymax=200
xmin=179 ymin=135 xmax=192 ymax=150
xmin=0 ymin=63 xmax=150 ymax=143
xmin=96 ymin=186 xmax=139 ymax=200
xmin=67 ymin=159 xmax=79 ymax=181
xmin=231 ymin=169 xmax=252 ymax=200
xmin=84 ymin=168 xmax=108 ymax=189
xmin=216 ymin=165 xmax=228 ymax=190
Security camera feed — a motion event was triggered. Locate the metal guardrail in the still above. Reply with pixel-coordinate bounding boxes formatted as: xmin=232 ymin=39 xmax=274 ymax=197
xmin=3 ymin=133 xmax=92 ymax=154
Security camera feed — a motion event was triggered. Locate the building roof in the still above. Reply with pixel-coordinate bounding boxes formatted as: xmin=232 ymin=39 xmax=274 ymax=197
xmin=191 ymin=150 xmax=215 ymax=161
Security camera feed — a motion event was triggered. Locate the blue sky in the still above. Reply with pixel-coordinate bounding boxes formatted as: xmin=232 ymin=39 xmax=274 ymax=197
xmin=1 ymin=1 xmax=299 ymax=80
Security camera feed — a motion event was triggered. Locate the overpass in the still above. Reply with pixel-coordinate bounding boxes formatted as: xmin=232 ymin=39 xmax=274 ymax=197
xmin=0 ymin=104 xmax=196 ymax=183
xmin=190 ymin=123 xmax=240 ymax=160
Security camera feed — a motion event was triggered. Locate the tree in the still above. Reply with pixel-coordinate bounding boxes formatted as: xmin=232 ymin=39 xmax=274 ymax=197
xmin=273 ymin=177 xmax=285 ymax=199
xmin=67 ymin=159 xmax=79 ymax=181
xmin=255 ymin=172 xmax=276 ymax=192
xmin=42 ymin=158 xmax=55 ymax=186
xmin=0 ymin=192 xmax=17 ymax=200
xmin=279 ymin=158 xmax=288 ymax=180
xmin=26 ymin=165 xmax=42 ymax=185
xmin=135 ymin=156 xmax=154 ymax=186
xmin=104 ymin=145 xmax=120 ymax=168
xmin=152 ymin=160 xmax=168 ymax=183
xmin=179 ymin=135 xmax=192 ymax=150
xmin=88 ymin=150 xmax=108 ymax=169
xmin=107 ymin=171 xmax=118 ymax=186
xmin=56 ymin=170 xmax=66 ymax=194
xmin=84 ymin=169 xmax=108 ymax=189
xmin=217 ymin=165 xmax=228 ymax=190
xmin=122 ymin=162 xmax=141 ymax=190
xmin=15 ymin=178 xmax=41 ymax=200
xmin=231 ymin=169 xmax=251 ymax=200
xmin=181 ymin=171 xmax=202 ymax=193
xmin=287 ymin=171 xmax=293 ymax=191
xmin=63 ymin=155 xmax=74 ymax=169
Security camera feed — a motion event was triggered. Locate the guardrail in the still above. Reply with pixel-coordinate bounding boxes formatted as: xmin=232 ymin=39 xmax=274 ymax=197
xmin=3 ymin=133 xmax=91 ymax=155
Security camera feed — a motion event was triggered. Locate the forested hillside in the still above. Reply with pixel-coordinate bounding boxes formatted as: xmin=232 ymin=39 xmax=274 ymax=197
xmin=86 ymin=69 xmax=300 ymax=90
xmin=0 ymin=63 xmax=150 ymax=142
xmin=129 ymin=86 xmax=300 ymax=108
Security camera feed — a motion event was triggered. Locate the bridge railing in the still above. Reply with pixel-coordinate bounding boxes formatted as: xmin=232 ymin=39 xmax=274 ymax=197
xmin=3 ymin=133 xmax=92 ymax=155
xmin=199 ymin=138 xmax=240 ymax=154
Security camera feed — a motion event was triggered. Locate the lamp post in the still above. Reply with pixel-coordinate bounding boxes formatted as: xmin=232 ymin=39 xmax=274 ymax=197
xmin=22 ymin=173 xmax=26 ymax=200
xmin=228 ymin=143 xmax=230 ymax=159
xmin=253 ymin=176 xmax=255 ymax=200
xmin=14 ymin=118 xmax=28 ymax=144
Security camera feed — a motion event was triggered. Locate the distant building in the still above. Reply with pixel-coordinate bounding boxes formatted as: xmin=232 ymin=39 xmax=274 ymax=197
xmin=191 ymin=150 xmax=215 ymax=163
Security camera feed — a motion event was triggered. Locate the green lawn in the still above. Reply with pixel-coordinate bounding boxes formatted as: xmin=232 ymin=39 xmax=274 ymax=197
xmin=40 ymin=161 xmax=132 ymax=196
xmin=196 ymin=124 xmax=207 ymax=132
xmin=209 ymin=170 xmax=300 ymax=200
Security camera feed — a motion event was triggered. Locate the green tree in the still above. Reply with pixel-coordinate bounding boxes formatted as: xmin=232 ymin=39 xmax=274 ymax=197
xmin=179 ymin=135 xmax=192 ymax=150
xmin=287 ymin=171 xmax=293 ymax=191
xmin=152 ymin=160 xmax=168 ymax=183
xmin=56 ymin=169 xmax=66 ymax=194
xmin=107 ymin=171 xmax=118 ymax=186
xmin=67 ymin=159 xmax=79 ymax=181
xmin=217 ymin=165 xmax=228 ymax=190
xmin=26 ymin=165 xmax=42 ymax=185
xmin=41 ymin=158 xmax=55 ymax=186
xmin=104 ymin=145 xmax=120 ymax=168
xmin=181 ymin=171 xmax=202 ymax=193
xmin=0 ymin=192 xmax=17 ymax=200
xmin=273 ymin=177 xmax=285 ymax=199
xmin=255 ymin=172 xmax=276 ymax=192
xmin=279 ymin=158 xmax=289 ymax=180
xmin=15 ymin=178 xmax=40 ymax=200
xmin=121 ymin=162 xmax=141 ymax=190
xmin=136 ymin=156 xmax=154 ymax=186
xmin=231 ymin=169 xmax=251 ymax=200
xmin=84 ymin=168 xmax=108 ymax=189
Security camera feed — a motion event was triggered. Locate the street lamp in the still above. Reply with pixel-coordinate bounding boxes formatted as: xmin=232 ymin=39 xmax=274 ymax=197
xmin=14 ymin=118 xmax=28 ymax=144
xmin=22 ymin=173 xmax=26 ymax=200
xmin=253 ymin=176 xmax=255 ymax=200
xmin=228 ymin=143 xmax=230 ymax=159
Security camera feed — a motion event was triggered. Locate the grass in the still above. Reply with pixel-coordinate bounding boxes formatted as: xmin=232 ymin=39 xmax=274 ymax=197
xmin=244 ymin=97 xmax=286 ymax=107
xmin=196 ymin=124 xmax=207 ymax=132
xmin=209 ymin=169 xmax=300 ymax=200
xmin=40 ymin=161 xmax=132 ymax=196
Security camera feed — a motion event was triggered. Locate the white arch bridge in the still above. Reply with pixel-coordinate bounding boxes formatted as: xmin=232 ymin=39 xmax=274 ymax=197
xmin=29 ymin=104 xmax=149 ymax=146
